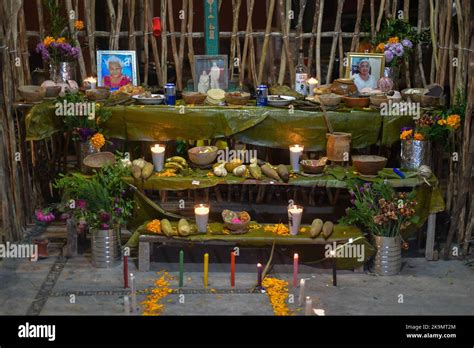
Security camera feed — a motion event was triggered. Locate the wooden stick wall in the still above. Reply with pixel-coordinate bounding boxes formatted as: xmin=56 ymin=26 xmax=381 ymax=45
xmin=0 ymin=0 xmax=473 ymax=249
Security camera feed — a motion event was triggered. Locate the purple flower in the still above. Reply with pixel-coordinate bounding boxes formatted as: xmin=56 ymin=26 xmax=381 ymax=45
xmin=394 ymin=44 xmax=404 ymax=57
xmin=349 ymin=189 xmax=355 ymax=197
xmin=100 ymin=223 xmax=110 ymax=230
xmin=60 ymin=213 xmax=71 ymax=221
xmin=401 ymin=126 xmax=412 ymax=132
xmin=385 ymin=50 xmax=394 ymax=63
xmin=121 ymin=190 xmax=127 ymax=197
xmin=114 ymin=197 xmax=120 ymax=204
xmin=99 ymin=211 xmax=110 ymax=222
xmin=350 ymin=198 xmax=356 ymax=205
xmin=76 ymin=199 xmax=87 ymax=209
xmin=359 ymin=186 xmax=365 ymax=193
xmin=363 ymin=183 xmax=371 ymax=190
xmin=114 ymin=207 xmax=122 ymax=216
xmin=77 ymin=128 xmax=95 ymax=142
xmin=401 ymin=39 xmax=413 ymax=49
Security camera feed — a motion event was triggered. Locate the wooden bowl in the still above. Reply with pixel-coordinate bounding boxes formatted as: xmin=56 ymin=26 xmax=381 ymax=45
xmin=44 ymin=86 xmax=62 ymax=99
xmin=352 ymin=155 xmax=387 ymax=176
xmin=420 ymin=94 xmax=443 ymax=107
xmin=18 ymin=85 xmax=46 ymax=103
xmin=188 ymin=146 xmax=219 ymax=166
xmin=182 ymin=92 xmax=207 ymax=105
xmin=225 ymin=92 xmax=251 ymax=105
xmin=86 ymin=88 xmax=110 ymax=101
xmin=222 ymin=210 xmax=251 ymax=234
xmin=401 ymin=88 xmax=428 ymax=102
xmin=319 ymin=93 xmax=342 ymax=106
xmin=370 ymin=94 xmax=388 ymax=107
xmin=300 ymin=159 xmax=326 ymax=174
xmin=343 ymin=96 xmax=370 ymax=108
xmin=83 ymin=152 xmax=116 ymax=169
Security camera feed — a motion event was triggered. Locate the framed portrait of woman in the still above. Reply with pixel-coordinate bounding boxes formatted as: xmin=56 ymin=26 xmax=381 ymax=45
xmin=345 ymin=53 xmax=385 ymax=92
xmin=97 ymin=50 xmax=137 ymax=91
xmin=193 ymin=55 xmax=228 ymax=93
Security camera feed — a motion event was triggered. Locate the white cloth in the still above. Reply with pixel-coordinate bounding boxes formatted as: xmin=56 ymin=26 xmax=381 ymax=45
xmin=353 ymin=73 xmax=377 ymax=91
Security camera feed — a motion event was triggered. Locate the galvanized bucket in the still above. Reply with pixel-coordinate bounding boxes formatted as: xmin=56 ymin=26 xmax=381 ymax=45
xmin=400 ymin=140 xmax=431 ymax=170
xmin=91 ymin=228 xmax=121 ymax=268
xmin=372 ymin=235 xmax=401 ymax=276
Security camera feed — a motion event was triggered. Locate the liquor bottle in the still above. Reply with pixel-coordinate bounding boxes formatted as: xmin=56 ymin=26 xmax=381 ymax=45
xmin=295 ymin=49 xmax=308 ymax=96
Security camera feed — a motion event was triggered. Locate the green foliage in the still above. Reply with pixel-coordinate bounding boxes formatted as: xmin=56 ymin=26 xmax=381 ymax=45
xmin=371 ymin=18 xmax=430 ymax=46
xmin=43 ymin=0 xmax=67 ymax=38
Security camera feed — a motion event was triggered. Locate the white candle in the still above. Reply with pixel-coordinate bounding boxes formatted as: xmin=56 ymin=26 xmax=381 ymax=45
xmin=84 ymin=77 xmax=97 ymax=90
xmin=124 ymin=295 xmax=130 ymax=315
xmin=130 ymin=273 xmax=137 ymax=313
xmin=289 ymin=145 xmax=304 ymax=172
xmin=151 ymin=144 xmax=165 ymax=172
xmin=313 ymin=309 xmax=326 ymax=316
xmin=298 ymin=278 xmax=306 ymax=306
xmin=194 ymin=204 xmax=210 ymax=233
xmin=288 ymin=204 xmax=303 ymax=235
xmin=307 ymin=77 xmax=319 ymax=96
xmin=305 ymin=296 xmax=313 ymax=316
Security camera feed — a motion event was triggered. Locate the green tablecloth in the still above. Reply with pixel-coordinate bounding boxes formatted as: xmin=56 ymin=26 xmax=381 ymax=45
xmin=25 ymin=103 xmax=415 ymax=150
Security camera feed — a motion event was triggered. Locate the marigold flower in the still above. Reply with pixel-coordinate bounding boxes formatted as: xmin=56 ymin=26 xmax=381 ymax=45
xmin=376 ymin=43 xmax=385 ymax=52
xmin=262 ymin=277 xmax=293 ymax=316
xmin=74 ymin=20 xmax=84 ymax=30
xmin=90 ymin=133 xmax=105 ymax=150
xmin=446 ymin=114 xmax=461 ymax=129
xmin=437 ymin=119 xmax=447 ymax=126
xmin=388 ymin=37 xmax=399 ymax=44
xmin=43 ymin=36 xmax=55 ymax=48
xmin=146 ymin=219 xmax=161 ymax=234
xmin=56 ymin=37 xmax=66 ymax=44
xmin=414 ymin=133 xmax=424 ymax=141
xmin=400 ymin=129 xmax=413 ymax=140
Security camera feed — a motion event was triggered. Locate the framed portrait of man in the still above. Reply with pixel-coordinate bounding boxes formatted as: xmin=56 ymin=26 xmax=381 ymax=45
xmin=345 ymin=53 xmax=385 ymax=92
xmin=97 ymin=50 xmax=137 ymax=91
xmin=193 ymin=55 xmax=228 ymax=93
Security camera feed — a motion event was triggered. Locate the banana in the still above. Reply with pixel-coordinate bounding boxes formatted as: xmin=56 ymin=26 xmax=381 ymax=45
xmin=167 ymin=156 xmax=188 ymax=167
xmin=165 ymin=162 xmax=185 ymax=171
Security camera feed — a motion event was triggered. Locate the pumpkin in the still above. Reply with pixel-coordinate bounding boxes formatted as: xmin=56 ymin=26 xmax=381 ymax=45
xmin=377 ymin=76 xmax=394 ymax=92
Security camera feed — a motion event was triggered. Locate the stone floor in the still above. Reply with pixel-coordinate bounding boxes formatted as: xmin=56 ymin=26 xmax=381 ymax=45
xmin=0 ymin=242 xmax=473 ymax=316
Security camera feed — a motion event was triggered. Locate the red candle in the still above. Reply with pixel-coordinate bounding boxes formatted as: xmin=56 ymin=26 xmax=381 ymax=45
xmin=152 ymin=17 xmax=161 ymax=37
xmin=230 ymin=251 xmax=235 ymax=287
xmin=257 ymin=263 xmax=263 ymax=288
xmin=123 ymin=255 xmax=129 ymax=288
xmin=293 ymin=253 xmax=299 ymax=288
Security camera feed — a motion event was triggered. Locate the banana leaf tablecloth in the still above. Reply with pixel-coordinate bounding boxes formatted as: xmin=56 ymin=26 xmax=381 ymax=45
xmin=25 ymin=103 xmax=415 ymax=150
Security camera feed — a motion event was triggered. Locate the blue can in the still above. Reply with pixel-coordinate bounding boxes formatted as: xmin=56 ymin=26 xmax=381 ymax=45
xmin=256 ymin=85 xmax=268 ymax=107
xmin=164 ymin=83 xmax=176 ymax=105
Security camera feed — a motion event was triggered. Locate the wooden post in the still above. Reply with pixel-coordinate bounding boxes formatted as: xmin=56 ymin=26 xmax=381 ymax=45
xmin=161 ymin=0 xmax=168 ymax=83
xmin=326 ymin=0 xmax=344 ymax=84
xmin=187 ymin=0 xmax=195 ymax=83
xmin=307 ymin=0 xmax=321 ymax=75
xmin=315 ymin=0 xmax=325 ymax=83
xmin=147 ymin=0 xmax=163 ymax=86
xmin=257 ymin=0 xmax=275 ymax=85
xmin=425 ymin=213 xmax=436 ymax=260
xmin=65 ymin=0 xmax=87 ymax=81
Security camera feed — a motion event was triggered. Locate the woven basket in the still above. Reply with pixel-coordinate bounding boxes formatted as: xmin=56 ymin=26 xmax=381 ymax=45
xmin=225 ymin=92 xmax=251 ymax=105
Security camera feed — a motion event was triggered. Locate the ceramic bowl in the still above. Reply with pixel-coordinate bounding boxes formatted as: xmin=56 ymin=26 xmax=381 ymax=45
xmin=188 ymin=146 xmax=219 ymax=166
xmin=18 ymin=85 xmax=46 ymax=103
xmin=352 ymin=155 xmax=388 ymax=176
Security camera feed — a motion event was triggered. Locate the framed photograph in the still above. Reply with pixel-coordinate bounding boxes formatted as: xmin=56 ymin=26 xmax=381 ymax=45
xmin=97 ymin=50 xmax=137 ymax=90
xmin=345 ymin=52 xmax=385 ymax=92
xmin=194 ymin=55 xmax=228 ymax=93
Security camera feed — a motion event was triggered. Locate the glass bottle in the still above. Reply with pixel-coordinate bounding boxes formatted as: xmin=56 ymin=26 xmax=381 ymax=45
xmin=295 ymin=49 xmax=308 ymax=96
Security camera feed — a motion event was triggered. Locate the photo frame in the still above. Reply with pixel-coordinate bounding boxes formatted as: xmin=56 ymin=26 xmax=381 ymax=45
xmin=345 ymin=52 xmax=385 ymax=91
xmin=194 ymin=55 xmax=228 ymax=93
xmin=97 ymin=50 xmax=137 ymax=90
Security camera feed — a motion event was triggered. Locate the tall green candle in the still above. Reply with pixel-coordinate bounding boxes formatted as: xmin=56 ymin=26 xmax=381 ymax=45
xmin=179 ymin=250 xmax=184 ymax=287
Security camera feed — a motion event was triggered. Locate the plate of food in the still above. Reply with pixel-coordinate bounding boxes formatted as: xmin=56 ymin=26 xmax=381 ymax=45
xmin=132 ymin=93 xmax=165 ymax=105
xmin=267 ymin=95 xmax=296 ymax=107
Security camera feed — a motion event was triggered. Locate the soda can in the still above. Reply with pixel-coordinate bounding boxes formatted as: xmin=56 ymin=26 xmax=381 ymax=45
xmin=256 ymin=85 xmax=268 ymax=107
xmin=164 ymin=83 xmax=176 ymax=105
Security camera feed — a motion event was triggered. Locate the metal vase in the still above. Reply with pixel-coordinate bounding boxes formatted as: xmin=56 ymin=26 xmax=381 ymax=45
xmin=400 ymin=140 xmax=431 ymax=170
xmin=91 ymin=227 xmax=121 ymax=268
xmin=78 ymin=141 xmax=99 ymax=173
xmin=50 ymin=61 xmax=76 ymax=83
xmin=372 ymin=235 xmax=401 ymax=276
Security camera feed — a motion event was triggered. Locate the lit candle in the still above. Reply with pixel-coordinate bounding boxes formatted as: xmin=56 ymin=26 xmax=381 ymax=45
xmin=194 ymin=203 xmax=210 ymax=233
xmin=130 ymin=273 xmax=137 ymax=313
xmin=257 ymin=263 xmax=263 ymax=288
xmin=150 ymin=144 xmax=165 ymax=172
xmin=307 ymin=77 xmax=319 ymax=96
xmin=124 ymin=295 xmax=130 ymax=315
xmin=293 ymin=253 xmax=299 ymax=288
xmin=179 ymin=250 xmax=184 ymax=287
xmin=230 ymin=250 xmax=235 ymax=288
xmin=288 ymin=204 xmax=304 ymax=236
xmin=84 ymin=77 xmax=97 ymax=90
xmin=123 ymin=255 xmax=129 ymax=288
xmin=298 ymin=278 xmax=306 ymax=306
xmin=203 ymin=253 xmax=209 ymax=288
xmin=289 ymin=144 xmax=304 ymax=172
xmin=305 ymin=296 xmax=313 ymax=316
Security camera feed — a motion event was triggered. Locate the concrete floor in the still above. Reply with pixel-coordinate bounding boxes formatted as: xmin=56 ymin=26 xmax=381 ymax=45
xmin=0 ymin=242 xmax=472 ymax=316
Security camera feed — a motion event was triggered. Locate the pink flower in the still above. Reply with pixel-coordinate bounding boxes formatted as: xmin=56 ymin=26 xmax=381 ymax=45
xmin=231 ymin=218 xmax=242 ymax=224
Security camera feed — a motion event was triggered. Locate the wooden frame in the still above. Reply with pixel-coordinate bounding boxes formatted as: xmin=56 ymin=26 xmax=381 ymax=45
xmin=96 ymin=50 xmax=138 ymax=89
xmin=345 ymin=52 xmax=386 ymax=84
xmin=193 ymin=55 xmax=229 ymax=93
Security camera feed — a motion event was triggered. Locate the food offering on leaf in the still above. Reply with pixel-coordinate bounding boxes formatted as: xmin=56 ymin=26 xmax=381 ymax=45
xmin=225 ymin=91 xmax=251 ymax=106
xmin=264 ymin=223 xmax=290 ymax=236
xmin=131 ymin=158 xmax=154 ymax=180
xmin=146 ymin=219 xmax=161 ymax=234
xmin=222 ymin=209 xmax=251 ymax=234
xmin=115 ymin=84 xmax=146 ymax=96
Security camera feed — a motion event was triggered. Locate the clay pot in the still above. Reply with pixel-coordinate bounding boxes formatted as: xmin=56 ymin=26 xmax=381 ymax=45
xmin=330 ymin=78 xmax=357 ymax=96
xmin=326 ymin=132 xmax=351 ymax=162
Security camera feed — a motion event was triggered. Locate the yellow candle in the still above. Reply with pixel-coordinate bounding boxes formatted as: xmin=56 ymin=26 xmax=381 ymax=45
xmin=203 ymin=253 xmax=209 ymax=288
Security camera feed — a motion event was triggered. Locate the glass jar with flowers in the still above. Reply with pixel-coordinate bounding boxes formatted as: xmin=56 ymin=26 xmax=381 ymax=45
xmin=339 ymin=181 xmax=419 ymax=275
xmin=54 ymin=161 xmax=134 ymax=268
